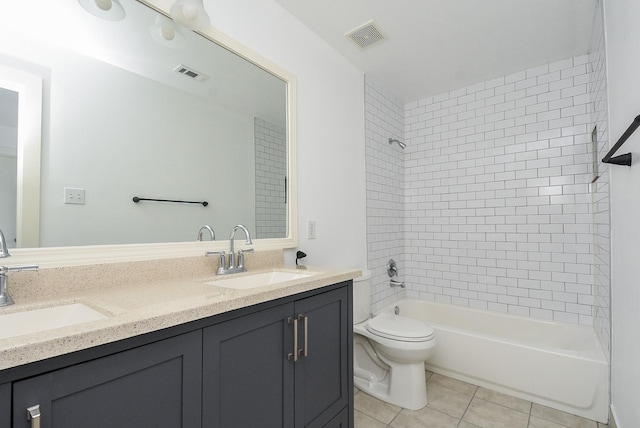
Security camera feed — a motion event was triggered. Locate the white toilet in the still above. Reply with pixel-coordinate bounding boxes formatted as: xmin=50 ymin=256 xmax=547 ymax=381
xmin=353 ymin=272 xmax=436 ymax=410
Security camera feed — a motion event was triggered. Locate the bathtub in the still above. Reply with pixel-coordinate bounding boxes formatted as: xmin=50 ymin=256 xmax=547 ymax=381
xmin=380 ymin=299 xmax=609 ymax=423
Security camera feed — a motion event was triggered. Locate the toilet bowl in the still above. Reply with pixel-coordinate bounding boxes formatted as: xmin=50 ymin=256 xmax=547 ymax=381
xmin=353 ymin=272 xmax=436 ymax=410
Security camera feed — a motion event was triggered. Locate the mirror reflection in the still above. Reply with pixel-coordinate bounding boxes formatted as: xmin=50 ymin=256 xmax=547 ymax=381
xmin=0 ymin=0 xmax=289 ymax=249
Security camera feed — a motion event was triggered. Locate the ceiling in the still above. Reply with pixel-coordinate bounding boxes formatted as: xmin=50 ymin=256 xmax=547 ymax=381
xmin=273 ymin=0 xmax=597 ymax=103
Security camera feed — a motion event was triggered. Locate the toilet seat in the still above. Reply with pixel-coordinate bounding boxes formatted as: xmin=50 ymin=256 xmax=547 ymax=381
xmin=367 ymin=313 xmax=434 ymax=342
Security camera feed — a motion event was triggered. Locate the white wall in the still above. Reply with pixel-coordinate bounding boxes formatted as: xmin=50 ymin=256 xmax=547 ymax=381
xmin=603 ymin=0 xmax=640 ymax=425
xmin=204 ymin=0 xmax=367 ymax=270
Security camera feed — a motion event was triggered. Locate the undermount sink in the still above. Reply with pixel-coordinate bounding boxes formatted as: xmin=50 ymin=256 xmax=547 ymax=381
xmin=0 ymin=303 xmax=107 ymax=340
xmin=204 ymin=270 xmax=316 ymax=290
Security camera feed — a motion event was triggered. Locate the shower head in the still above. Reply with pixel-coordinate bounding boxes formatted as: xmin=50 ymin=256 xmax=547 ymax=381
xmin=389 ymin=138 xmax=406 ymax=149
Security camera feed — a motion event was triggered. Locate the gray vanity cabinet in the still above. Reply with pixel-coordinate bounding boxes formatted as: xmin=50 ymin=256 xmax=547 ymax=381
xmin=203 ymin=285 xmax=351 ymax=428
xmin=11 ymin=330 xmax=203 ymax=428
xmin=1 ymin=383 xmax=10 ymax=428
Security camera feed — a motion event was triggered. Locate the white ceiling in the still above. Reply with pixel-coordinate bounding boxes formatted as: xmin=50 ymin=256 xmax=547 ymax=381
xmin=273 ymin=0 xmax=597 ymax=103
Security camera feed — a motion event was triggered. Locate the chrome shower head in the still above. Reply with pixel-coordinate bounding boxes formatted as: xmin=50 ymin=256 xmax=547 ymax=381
xmin=388 ymin=138 xmax=406 ymax=149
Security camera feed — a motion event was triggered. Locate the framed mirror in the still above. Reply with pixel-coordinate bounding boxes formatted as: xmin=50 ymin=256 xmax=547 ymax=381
xmin=0 ymin=0 xmax=297 ymax=266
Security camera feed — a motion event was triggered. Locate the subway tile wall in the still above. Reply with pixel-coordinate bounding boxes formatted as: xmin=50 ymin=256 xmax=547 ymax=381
xmin=364 ymin=77 xmax=407 ymax=312
xmin=403 ymin=55 xmax=595 ymax=324
xmin=254 ymin=118 xmax=287 ymax=239
xmin=589 ymin=0 xmax=611 ymax=359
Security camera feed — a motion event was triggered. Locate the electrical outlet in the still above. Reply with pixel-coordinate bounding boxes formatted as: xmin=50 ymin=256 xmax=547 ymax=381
xmin=307 ymin=220 xmax=317 ymax=239
xmin=64 ymin=187 xmax=85 ymax=205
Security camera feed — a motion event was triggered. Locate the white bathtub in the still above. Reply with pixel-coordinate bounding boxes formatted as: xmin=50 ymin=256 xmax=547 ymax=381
xmin=380 ymin=299 xmax=609 ymax=423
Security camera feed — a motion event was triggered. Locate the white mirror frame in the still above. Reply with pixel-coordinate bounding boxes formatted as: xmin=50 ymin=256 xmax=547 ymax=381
xmin=8 ymin=0 xmax=297 ymax=268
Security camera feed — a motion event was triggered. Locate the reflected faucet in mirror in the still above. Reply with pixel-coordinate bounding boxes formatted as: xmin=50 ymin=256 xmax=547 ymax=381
xmin=197 ymin=225 xmax=215 ymax=241
xmin=0 ymin=228 xmax=39 ymax=307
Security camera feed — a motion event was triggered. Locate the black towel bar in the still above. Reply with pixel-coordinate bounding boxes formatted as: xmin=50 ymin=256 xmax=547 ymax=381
xmin=602 ymin=115 xmax=639 ymax=166
xmin=132 ymin=197 xmax=208 ymax=207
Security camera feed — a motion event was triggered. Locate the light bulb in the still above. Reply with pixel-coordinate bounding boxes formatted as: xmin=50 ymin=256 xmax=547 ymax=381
xmin=95 ymin=0 xmax=113 ymax=12
xmin=161 ymin=27 xmax=176 ymax=41
xmin=182 ymin=5 xmax=199 ymax=21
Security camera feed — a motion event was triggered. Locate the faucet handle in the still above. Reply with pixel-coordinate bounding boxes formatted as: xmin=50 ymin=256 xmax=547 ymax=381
xmin=3 ymin=264 xmax=39 ymax=273
xmin=205 ymin=251 xmax=226 ymax=274
xmin=237 ymin=248 xmax=254 ymax=270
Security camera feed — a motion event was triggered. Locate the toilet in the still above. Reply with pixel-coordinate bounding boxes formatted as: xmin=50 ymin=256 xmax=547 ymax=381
xmin=353 ymin=272 xmax=436 ymax=410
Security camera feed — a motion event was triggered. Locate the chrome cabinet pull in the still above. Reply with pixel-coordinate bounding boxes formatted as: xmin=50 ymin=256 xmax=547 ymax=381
xmin=298 ymin=314 xmax=308 ymax=358
xmin=26 ymin=405 xmax=41 ymax=428
xmin=287 ymin=317 xmax=298 ymax=362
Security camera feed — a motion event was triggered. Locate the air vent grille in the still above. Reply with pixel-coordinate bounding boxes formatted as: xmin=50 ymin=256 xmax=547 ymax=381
xmin=346 ymin=21 xmax=385 ymax=49
xmin=174 ymin=64 xmax=209 ymax=82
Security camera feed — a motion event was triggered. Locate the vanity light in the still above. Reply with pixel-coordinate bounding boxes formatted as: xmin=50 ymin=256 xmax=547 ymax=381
xmin=77 ymin=0 xmax=125 ymax=21
xmin=170 ymin=0 xmax=210 ymax=31
xmin=149 ymin=15 xmax=187 ymax=49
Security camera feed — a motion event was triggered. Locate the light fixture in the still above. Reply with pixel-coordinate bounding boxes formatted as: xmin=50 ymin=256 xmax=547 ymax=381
xmin=149 ymin=15 xmax=187 ymax=49
xmin=170 ymin=0 xmax=210 ymax=31
xmin=77 ymin=0 xmax=125 ymax=21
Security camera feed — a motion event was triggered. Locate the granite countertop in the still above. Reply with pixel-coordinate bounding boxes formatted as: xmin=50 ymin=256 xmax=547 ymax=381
xmin=0 ymin=256 xmax=360 ymax=371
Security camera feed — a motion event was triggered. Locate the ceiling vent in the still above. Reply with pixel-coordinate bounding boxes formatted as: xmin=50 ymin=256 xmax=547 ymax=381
xmin=345 ymin=21 xmax=385 ymax=49
xmin=174 ymin=64 xmax=209 ymax=82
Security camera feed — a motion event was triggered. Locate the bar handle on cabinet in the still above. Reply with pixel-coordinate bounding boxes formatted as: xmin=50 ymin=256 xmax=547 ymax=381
xmin=298 ymin=314 xmax=308 ymax=358
xmin=27 ymin=405 xmax=41 ymax=428
xmin=287 ymin=317 xmax=298 ymax=362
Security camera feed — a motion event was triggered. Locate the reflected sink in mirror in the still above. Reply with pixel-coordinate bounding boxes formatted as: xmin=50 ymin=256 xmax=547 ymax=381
xmin=204 ymin=270 xmax=317 ymax=290
xmin=0 ymin=303 xmax=107 ymax=340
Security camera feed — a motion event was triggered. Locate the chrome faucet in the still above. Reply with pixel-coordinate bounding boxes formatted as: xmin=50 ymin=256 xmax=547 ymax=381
xmin=206 ymin=224 xmax=254 ymax=275
xmin=197 ymin=225 xmax=215 ymax=241
xmin=0 ymin=228 xmax=39 ymax=307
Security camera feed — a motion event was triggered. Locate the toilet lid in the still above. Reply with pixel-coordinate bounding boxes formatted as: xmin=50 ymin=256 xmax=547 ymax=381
xmin=367 ymin=313 xmax=434 ymax=342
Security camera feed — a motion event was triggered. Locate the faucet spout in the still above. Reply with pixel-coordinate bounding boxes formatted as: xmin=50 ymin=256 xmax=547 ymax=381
xmin=0 ymin=228 xmax=10 ymax=259
xmin=229 ymin=224 xmax=253 ymax=261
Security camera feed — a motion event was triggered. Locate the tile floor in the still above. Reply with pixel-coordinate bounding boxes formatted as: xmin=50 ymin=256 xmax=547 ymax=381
xmin=354 ymin=372 xmax=608 ymax=428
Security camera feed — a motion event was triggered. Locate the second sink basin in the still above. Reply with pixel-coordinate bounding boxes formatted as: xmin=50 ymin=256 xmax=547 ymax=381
xmin=0 ymin=303 xmax=107 ymax=340
xmin=205 ymin=270 xmax=315 ymax=290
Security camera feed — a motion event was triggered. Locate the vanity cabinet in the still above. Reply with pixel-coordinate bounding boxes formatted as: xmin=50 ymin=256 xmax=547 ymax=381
xmin=11 ymin=331 xmax=203 ymax=428
xmin=4 ymin=281 xmax=353 ymax=428
xmin=1 ymin=383 xmax=10 ymax=428
xmin=203 ymin=286 xmax=351 ymax=428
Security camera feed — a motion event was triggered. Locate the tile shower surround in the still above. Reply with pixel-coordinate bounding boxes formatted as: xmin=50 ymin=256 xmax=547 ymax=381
xmin=366 ymin=53 xmax=608 ymax=326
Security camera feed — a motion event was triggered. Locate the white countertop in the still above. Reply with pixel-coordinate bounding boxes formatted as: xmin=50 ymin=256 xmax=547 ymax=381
xmin=0 ymin=265 xmax=360 ymax=371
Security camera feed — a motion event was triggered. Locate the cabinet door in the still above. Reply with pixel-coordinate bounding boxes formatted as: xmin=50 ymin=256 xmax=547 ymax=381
xmin=12 ymin=331 xmax=202 ymax=428
xmin=203 ymin=302 xmax=295 ymax=428
xmin=0 ymin=383 xmax=9 ymax=428
xmin=294 ymin=287 xmax=350 ymax=428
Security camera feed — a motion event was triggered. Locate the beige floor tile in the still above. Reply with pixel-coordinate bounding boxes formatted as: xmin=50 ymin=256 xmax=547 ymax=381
xmin=426 ymin=373 xmax=477 ymax=418
xmin=531 ymin=404 xmax=598 ymax=428
xmin=389 ymin=407 xmax=460 ymax=428
xmin=475 ymin=387 xmax=532 ymax=414
xmin=529 ymin=415 xmax=576 ymax=428
xmin=354 ymin=390 xmax=402 ymax=425
xmin=462 ymin=397 xmax=529 ymax=428
xmin=355 ymin=410 xmax=387 ymax=428
xmin=458 ymin=421 xmax=483 ymax=428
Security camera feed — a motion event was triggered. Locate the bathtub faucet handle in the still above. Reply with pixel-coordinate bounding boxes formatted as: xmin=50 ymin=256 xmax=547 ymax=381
xmin=387 ymin=259 xmax=399 ymax=278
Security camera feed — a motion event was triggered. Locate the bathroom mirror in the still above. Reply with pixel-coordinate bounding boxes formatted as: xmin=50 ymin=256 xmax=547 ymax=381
xmin=0 ymin=0 xmax=297 ymax=265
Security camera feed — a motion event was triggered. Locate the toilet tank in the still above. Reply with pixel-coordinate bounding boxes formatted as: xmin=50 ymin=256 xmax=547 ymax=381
xmin=353 ymin=271 xmax=372 ymax=324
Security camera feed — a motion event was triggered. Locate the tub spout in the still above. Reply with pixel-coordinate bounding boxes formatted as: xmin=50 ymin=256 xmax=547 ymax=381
xmin=390 ymin=279 xmax=405 ymax=288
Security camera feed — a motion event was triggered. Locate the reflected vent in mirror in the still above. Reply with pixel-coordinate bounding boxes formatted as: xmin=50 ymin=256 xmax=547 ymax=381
xmin=173 ymin=64 xmax=209 ymax=82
